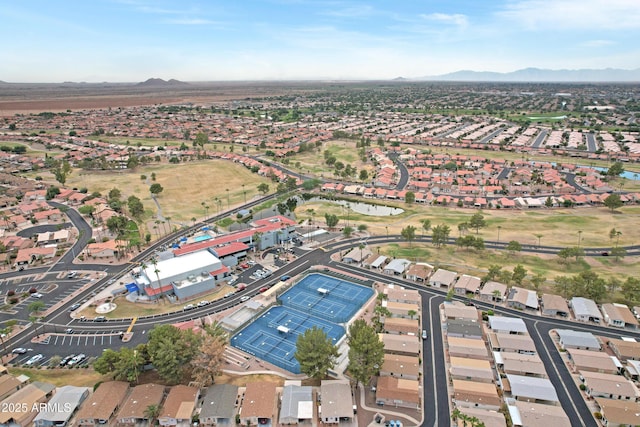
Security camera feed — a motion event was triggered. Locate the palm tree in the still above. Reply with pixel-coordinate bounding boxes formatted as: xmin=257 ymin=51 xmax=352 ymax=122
xmin=144 ymin=403 xmax=160 ymax=424
xmin=407 ymin=309 xmax=417 ymax=320
xmin=149 ymin=257 xmax=161 ymax=293
xmin=492 ymin=289 xmax=501 ymax=309
xmin=534 ymin=233 xmax=543 ymax=248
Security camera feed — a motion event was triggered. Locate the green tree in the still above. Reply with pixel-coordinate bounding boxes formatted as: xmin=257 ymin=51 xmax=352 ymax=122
xmin=195 ymin=132 xmax=209 ymax=148
xmin=257 ymin=183 xmax=270 ymax=194
xmin=469 ymin=212 xmax=487 ymax=234
xmin=401 ymin=225 xmax=417 ymax=247
xmin=531 ymin=273 xmax=546 ymax=294
xmin=622 ymin=277 xmax=640 ymax=303
xmin=45 ymin=186 xmax=60 ymax=200
xmin=603 ymin=193 xmax=623 ymax=211
xmin=127 ymin=195 xmax=145 ymax=218
xmin=108 ymin=188 xmax=122 ymax=201
xmin=606 ymin=161 xmax=625 ymax=178
xmin=359 ymin=169 xmax=369 ymax=182
xmin=325 ymin=213 xmax=339 ymax=229
xmin=512 ymin=264 xmax=527 ymax=286
xmin=505 ymin=240 xmax=522 ymax=254
xmin=420 ymin=219 xmax=431 ymax=237
xmin=27 ymin=301 xmax=45 ymax=315
xmin=294 ymin=326 xmax=340 ymax=380
xmin=52 ymin=160 xmax=72 ymax=185
xmin=405 ymin=191 xmax=415 ymax=204
xmin=147 ymin=325 xmax=203 ymax=384
xmin=190 ymin=328 xmax=227 ymax=387
xmin=343 ymin=226 xmax=354 ymax=238
xmin=144 ymin=404 xmax=161 ymax=424
xmin=106 ymin=215 xmax=129 ymax=236
xmin=149 ymin=183 xmax=164 ymax=195
xmin=347 ymin=319 xmax=385 ymax=390
xmin=483 ymin=264 xmax=502 ymax=282
xmin=431 ymin=224 xmax=451 ymax=247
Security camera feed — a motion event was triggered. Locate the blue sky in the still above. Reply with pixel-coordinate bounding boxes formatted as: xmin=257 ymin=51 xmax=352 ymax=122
xmin=1 ymin=0 xmax=639 ymax=82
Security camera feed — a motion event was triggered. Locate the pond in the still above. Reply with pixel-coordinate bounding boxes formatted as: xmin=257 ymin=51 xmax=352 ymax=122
xmin=310 ymin=198 xmax=404 ymax=216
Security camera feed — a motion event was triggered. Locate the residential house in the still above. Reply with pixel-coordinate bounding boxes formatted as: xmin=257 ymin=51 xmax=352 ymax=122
xmin=116 ymin=383 xmax=165 ymax=427
xmin=487 ymin=316 xmax=527 ymax=335
xmin=0 ymin=382 xmax=56 ymax=427
xmin=556 ymin=329 xmax=601 ymax=351
xmin=495 ymin=352 xmax=546 ymax=378
xmin=453 ymin=274 xmax=482 ymax=296
xmin=279 ymin=384 xmax=313 ymax=425
xmin=382 ymin=300 xmax=421 ymax=319
xmin=341 ymin=246 xmax=372 ymax=264
xmin=452 ymin=380 xmax=501 ymax=410
xmin=85 ymin=239 xmax=119 ymax=258
xmin=568 ymin=349 xmax=619 ymax=374
xmin=239 ymin=382 xmax=276 ymax=426
xmin=541 ymin=293 xmax=570 ymax=317
xmin=446 ymin=319 xmax=483 ymax=340
xmin=442 ymin=302 xmax=479 ymax=321
xmin=0 ymin=366 xmax=29 ymax=401
xmin=581 ymin=371 xmax=640 ymax=401
xmin=75 ymin=381 xmax=130 ymax=427
xmin=383 ymin=317 xmax=420 ymax=336
xmin=506 ymin=286 xmax=539 ymax=311
xmin=319 ymin=380 xmax=354 ymax=424
xmin=447 ymin=336 xmax=490 ymax=360
xmin=479 ymin=281 xmax=507 ymax=303
xmin=158 ymin=385 xmax=199 ymax=427
xmin=385 ymin=287 xmax=421 ymax=305
xmin=449 ymin=357 xmax=494 ymax=383
xmin=379 ymin=334 xmax=421 ymax=357
xmin=405 ymin=263 xmax=433 ymax=282
xmin=488 ymin=333 xmax=537 ymax=355
xmin=383 ymin=258 xmax=411 ymax=275
xmin=199 ymin=384 xmax=238 ymax=427
xmin=33 ymin=385 xmax=89 ymax=427
xmin=504 ymin=374 xmax=559 ymax=404
xmin=375 ymin=376 xmax=421 ymax=409
xmin=570 ymin=297 xmax=602 ymax=323
xmin=595 ymin=398 xmax=640 ymax=427
xmin=380 ymin=354 xmax=420 ymax=380
xmin=601 ymin=303 xmax=639 ymax=329
xmin=428 ymin=268 xmax=457 ymax=288
xmin=453 ymin=407 xmax=506 ymax=427
xmin=508 ymin=401 xmax=571 ymax=427
xmin=608 ymin=338 xmax=640 ymax=362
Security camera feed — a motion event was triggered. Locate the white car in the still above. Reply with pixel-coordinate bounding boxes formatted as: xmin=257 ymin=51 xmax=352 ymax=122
xmin=67 ymin=353 xmax=86 ymax=367
xmin=32 ymin=292 xmax=43 ymax=298
xmin=25 ymin=354 xmax=44 ymax=366
xmin=240 ymin=296 xmax=250 ymax=302
xmin=12 ymin=348 xmax=28 ymax=354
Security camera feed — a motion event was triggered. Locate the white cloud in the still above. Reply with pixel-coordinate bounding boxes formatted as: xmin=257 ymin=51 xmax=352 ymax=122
xmin=165 ymin=18 xmax=219 ymax=25
xmin=581 ymin=39 xmax=614 ymax=48
xmin=497 ymin=0 xmax=640 ymax=30
xmin=419 ymin=12 xmax=468 ymax=27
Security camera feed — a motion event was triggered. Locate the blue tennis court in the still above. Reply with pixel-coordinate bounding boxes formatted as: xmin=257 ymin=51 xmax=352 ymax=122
xmin=231 ymin=306 xmax=345 ymax=373
xmin=279 ymin=273 xmax=374 ymax=323
xmin=231 ymin=273 xmax=374 ymax=373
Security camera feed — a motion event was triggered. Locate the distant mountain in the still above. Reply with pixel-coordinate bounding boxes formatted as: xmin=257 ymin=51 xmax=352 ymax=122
xmin=392 ymin=76 xmax=408 ymax=81
xmin=137 ymin=78 xmax=189 ymax=87
xmin=419 ymin=67 xmax=640 ymax=82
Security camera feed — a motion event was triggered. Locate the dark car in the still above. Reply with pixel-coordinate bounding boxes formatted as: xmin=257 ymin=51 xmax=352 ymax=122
xmin=94 ymin=316 xmax=107 ymax=322
xmin=59 ymin=354 xmax=75 ymax=366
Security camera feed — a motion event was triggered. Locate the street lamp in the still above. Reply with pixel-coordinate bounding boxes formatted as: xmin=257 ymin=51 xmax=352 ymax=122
xmin=497 ymin=226 xmax=501 ymax=244
xmin=578 ymin=230 xmax=582 ymax=247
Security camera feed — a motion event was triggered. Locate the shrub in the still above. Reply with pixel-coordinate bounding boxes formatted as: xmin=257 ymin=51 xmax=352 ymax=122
xmin=29 ymin=287 xmax=37 ymax=294
xmin=9 ymin=297 xmax=18 ymax=304
xmin=7 ymin=290 xmax=15 ymax=297
xmin=593 ymin=412 xmax=602 ymax=419
xmin=579 ymin=384 xmax=587 ymax=391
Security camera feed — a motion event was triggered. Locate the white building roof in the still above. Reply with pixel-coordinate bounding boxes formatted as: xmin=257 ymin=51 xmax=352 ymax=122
xmin=370 ymin=255 xmax=388 ymax=269
xmin=385 ymin=258 xmax=411 ymax=274
xmin=556 ymin=329 xmax=600 ymax=349
xmin=507 ymin=374 xmax=558 ymax=402
xmin=488 ymin=316 xmax=527 ymax=334
xmin=570 ymin=297 xmax=602 ymax=319
xmin=142 ymin=250 xmax=220 ymax=283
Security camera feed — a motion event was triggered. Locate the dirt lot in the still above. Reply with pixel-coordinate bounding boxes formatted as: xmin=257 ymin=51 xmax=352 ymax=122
xmin=0 ymin=81 xmax=315 ymax=115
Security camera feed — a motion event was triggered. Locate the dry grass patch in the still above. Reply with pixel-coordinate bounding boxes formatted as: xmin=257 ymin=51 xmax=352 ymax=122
xmin=9 ymin=367 xmax=108 ymax=388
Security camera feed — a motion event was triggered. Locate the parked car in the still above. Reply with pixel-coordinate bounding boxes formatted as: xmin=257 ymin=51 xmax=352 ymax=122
xmin=422 ymin=330 xmax=428 ymax=340
xmin=94 ymin=316 xmax=107 ymax=322
xmin=32 ymin=292 xmax=43 ymax=298
xmin=67 ymin=353 xmax=86 ymax=367
xmin=259 ymin=287 xmax=269 ymax=293
xmin=64 ymin=328 xmax=74 ymax=334
xmin=69 ymin=303 xmax=81 ymax=311
xmin=59 ymin=354 xmax=75 ymax=367
xmin=25 ymin=354 xmax=44 ymax=366
xmin=281 ymin=275 xmax=291 ymax=281
xmin=197 ymin=300 xmax=210 ymax=307
xmin=240 ymin=296 xmax=250 ymax=302
xmin=67 ymin=271 xmax=77 ymax=279
xmin=183 ymin=304 xmax=195 ymax=311
xmin=12 ymin=348 xmax=28 ymax=354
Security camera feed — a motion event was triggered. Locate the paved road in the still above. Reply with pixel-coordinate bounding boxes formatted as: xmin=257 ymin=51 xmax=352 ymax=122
xmin=531 ymin=129 xmax=548 ymax=148
xmin=389 ymin=153 xmax=410 ymax=190
xmin=586 ymin=132 xmax=597 ymax=152
xmin=478 ymin=128 xmax=505 ymax=144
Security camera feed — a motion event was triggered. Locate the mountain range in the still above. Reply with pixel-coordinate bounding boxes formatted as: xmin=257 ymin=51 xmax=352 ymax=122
xmin=417 ymin=67 xmax=640 ymax=82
